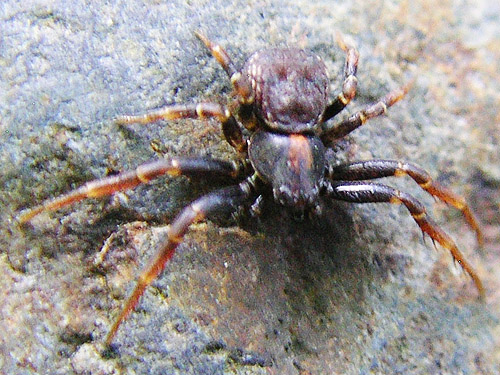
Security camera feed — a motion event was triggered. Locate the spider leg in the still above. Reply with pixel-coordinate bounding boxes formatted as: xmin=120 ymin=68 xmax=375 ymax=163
xmin=17 ymin=157 xmax=242 ymax=223
xmin=321 ymin=82 xmax=411 ymax=144
xmin=328 ymin=160 xmax=483 ymax=246
xmin=195 ymin=31 xmax=253 ymax=105
xmin=324 ymin=180 xmax=484 ymax=298
xmin=320 ymin=33 xmax=359 ymax=123
xmin=105 ymin=178 xmax=258 ymax=346
xmin=116 ymin=102 xmax=246 ymax=153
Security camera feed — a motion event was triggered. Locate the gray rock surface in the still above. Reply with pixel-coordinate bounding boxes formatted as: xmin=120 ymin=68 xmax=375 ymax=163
xmin=1 ymin=0 xmax=499 ymax=374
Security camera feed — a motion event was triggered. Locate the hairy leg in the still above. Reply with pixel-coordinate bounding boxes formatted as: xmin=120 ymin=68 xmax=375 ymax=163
xmin=324 ymin=180 xmax=484 ymax=298
xmin=105 ymin=178 xmax=257 ymax=345
xmin=328 ymin=159 xmax=483 ymax=245
xmin=321 ymin=83 xmax=411 ymax=144
xmin=320 ymin=33 xmax=359 ymax=123
xmin=195 ymin=31 xmax=253 ymax=105
xmin=115 ymin=102 xmax=247 ymax=153
xmin=17 ymin=157 xmax=242 ymax=223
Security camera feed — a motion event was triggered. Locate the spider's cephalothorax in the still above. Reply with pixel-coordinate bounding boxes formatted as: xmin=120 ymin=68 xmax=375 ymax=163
xmin=18 ymin=32 xmax=485 ymax=347
xmin=248 ymin=131 xmax=326 ymax=209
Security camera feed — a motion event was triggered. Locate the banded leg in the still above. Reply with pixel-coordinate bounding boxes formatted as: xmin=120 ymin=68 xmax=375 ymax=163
xmin=115 ymin=102 xmax=247 ymax=153
xmin=195 ymin=31 xmax=253 ymax=105
xmin=321 ymin=83 xmax=411 ymax=144
xmin=105 ymin=179 xmax=257 ymax=345
xmin=17 ymin=157 xmax=242 ymax=223
xmin=328 ymin=160 xmax=483 ymax=246
xmin=320 ymin=33 xmax=360 ymax=123
xmin=325 ymin=180 xmax=484 ymax=298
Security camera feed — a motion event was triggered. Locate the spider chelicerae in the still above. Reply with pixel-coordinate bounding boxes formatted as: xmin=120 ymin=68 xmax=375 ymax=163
xmin=18 ymin=32 xmax=484 ymax=346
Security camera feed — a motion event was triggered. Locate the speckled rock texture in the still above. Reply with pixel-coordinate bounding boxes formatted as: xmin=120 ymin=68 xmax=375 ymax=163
xmin=1 ymin=0 xmax=499 ymax=374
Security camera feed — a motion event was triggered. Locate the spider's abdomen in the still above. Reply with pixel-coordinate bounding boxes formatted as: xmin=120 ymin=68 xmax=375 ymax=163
xmin=248 ymin=131 xmax=326 ymax=209
xmin=244 ymin=48 xmax=330 ymax=133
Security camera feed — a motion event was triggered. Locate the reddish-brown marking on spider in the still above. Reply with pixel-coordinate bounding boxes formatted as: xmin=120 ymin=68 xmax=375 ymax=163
xmin=288 ymin=135 xmax=313 ymax=172
xmin=17 ymin=31 xmax=485 ymax=348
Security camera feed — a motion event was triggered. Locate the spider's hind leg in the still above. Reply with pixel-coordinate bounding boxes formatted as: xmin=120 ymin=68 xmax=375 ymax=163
xmin=115 ymin=102 xmax=247 ymax=153
xmin=195 ymin=31 xmax=253 ymax=105
xmin=321 ymin=83 xmax=410 ymax=143
xmin=320 ymin=33 xmax=359 ymax=123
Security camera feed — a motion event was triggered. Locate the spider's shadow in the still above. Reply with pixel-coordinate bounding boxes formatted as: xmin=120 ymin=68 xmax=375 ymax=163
xmin=233 ymin=194 xmax=375 ymax=316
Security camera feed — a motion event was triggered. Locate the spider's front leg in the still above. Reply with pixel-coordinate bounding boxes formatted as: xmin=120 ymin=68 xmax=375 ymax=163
xmin=324 ymin=180 xmax=484 ymax=298
xmin=105 ymin=177 xmax=258 ymax=346
xmin=328 ymin=159 xmax=484 ymax=246
xmin=17 ymin=157 xmax=242 ymax=223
